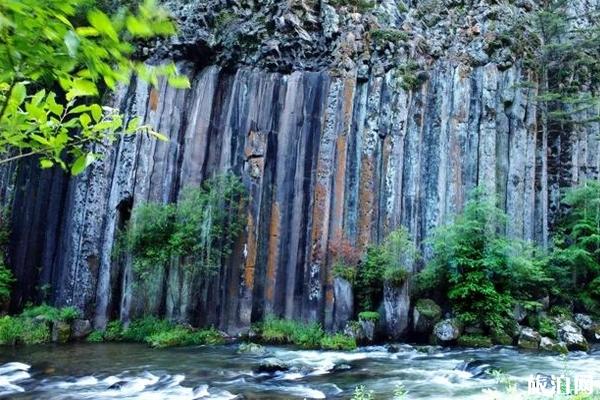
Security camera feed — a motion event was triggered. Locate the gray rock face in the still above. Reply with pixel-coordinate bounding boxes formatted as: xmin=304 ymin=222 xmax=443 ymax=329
xmin=518 ymin=328 xmax=541 ymax=350
xmin=51 ymin=321 xmax=71 ymax=343
xmin=71 ymin=319 xmax=92 ymax=340
xmin=332 ymin=277 xmax=353 ymax=332
xmin=383 ymin=283 xmax=410 ymax=339
xmin=343 ymin=320 xmax=375 ymax=343
xmin=574 ymin=313 xmax=593 ymax=331
xmin=2 ymin=2 xmax=600 ymax=338
xmin=539 ymin=337 xmax=568 ymax=354
xmin=557 ymin=321 xmax=589 ymax=352
xmin=513 ymin=303 xmax=528 ymax=323
xmin=433 ymin=319 xmax=461 ymax=342
xmin=413 ymin=299 xmax=442 ymax=334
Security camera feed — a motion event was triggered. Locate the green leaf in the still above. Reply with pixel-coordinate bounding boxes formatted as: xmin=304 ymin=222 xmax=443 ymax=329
xmin=64 ymin=30 xmax=80 ymax=57
xmin=126 ymin=116 xmax=141 ymax=133
xmin=40 ymin=159 xmax=54 ymax=169
xmin=12 ymin=83 xmax=27 ymax=106
xmin=88 ymin=10 xmax=118 ymax=41
xmin=75 ymin=27 xmax=99 ymax=37
xmin=69 ymin=105 xmax=91 ymax=114
xmin=31 ymin=89 xmax=46 ymax=106
xmin=71 ymin=152 xmax=96 ymax=175
xmin=31 ymin=134 xmax=50 ymax=145
xmin=79 ymin=113 xmax=91 ymax=128
xmin=148 ymin=129 xmax=168 ymax=141
xmin=167 ymin=74 xmax=191 ymax=89
xmin=67 ymin=79 xmax=98 ymax=100
xmin=90 ymin=104 xmax=102 ymax=122
xmin=126 ymin=16 xmax=153 ymax=37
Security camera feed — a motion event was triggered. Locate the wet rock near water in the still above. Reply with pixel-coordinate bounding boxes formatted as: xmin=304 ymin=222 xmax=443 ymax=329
xmin=433 ymin=319 xmax=461 ymax=343
xmin=344 ymin=320 xmax=376 ymax=344
xmin=413 ymin=299 xmax=442 ymax=334
xmin=557 ymin=321 xmax=589 ymax=352
xmin=513 ymin=303 xmax=528 ymax=323
xmin=51 ymin=321 xmax=71 ymax=343
xmin=539 ymin=337 xmax=568 ymax=354
xmin=255 ymin=358 xmax=289 ymax=374
xmin=238 ymin=342 xmax=267 ymax=355
xmin=457 ymin=335 xmax=492 ymax=348
xmin=455 ymin=360 xmax=494 ymax=379
xmin=71 ymin=319 xmax=92 ymax=340
xmin=574 ymin=314 xmax=600 ymax=342
xmin=518 ymin=328 xmax=541 ymax=350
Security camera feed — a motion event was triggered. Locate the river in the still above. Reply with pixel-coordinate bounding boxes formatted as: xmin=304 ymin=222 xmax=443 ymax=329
xmin=0 ymin=343 xmax=598 ymax=399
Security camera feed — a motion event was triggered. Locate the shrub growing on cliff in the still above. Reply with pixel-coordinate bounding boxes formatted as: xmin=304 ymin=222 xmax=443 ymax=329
xmin=330 ymin=238 xmax=362 ymax=283
xmin=548 ymin=181 xmax=600 ymax=315
xmin=0 ymin=208 xmax=14 ymax=305
xmin=417 ymin=189 xmax=552 ymax=332
xmin=123 ymin=174 xmax=246 ymax=280
xmin=355 ymin=227 xmax=417 ymax=313
xmin=125 ymin=203 xmax=176 ymax=280
xmin=170 ymin=174 xmax=246 ymax=275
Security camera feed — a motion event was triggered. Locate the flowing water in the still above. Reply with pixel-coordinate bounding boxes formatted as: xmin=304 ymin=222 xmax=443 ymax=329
xmin=0 ymin=343 xmax=599 ymax=399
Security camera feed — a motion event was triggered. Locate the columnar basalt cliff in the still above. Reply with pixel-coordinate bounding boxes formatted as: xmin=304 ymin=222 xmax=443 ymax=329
xmin=2 ymin=0 xmax=599 ymax=337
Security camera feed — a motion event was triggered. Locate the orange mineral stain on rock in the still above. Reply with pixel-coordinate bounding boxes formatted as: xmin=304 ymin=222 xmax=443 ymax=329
xmin=244 ymin=214 xmax=257 ymax=290
xmin=149 ymin=88 xmax=159 ymax=111
xmin=265 ymin=203 xmax=281 ymax=305
xmin=358 ymin=155 xmax=375 ymax=248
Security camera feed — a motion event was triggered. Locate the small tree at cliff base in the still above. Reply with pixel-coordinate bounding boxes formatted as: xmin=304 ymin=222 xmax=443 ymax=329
xmin=417 ymin=189 xmax=552 ymax=333
xmin=549 ymin=181 xmax=600 ymax=316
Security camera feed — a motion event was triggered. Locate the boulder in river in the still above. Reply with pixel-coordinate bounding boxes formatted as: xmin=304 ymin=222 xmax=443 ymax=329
xmin=455 ymin=360 xmax=493 ymax=378
xmin=539 ymin=337 xmax=568 ymax=354
xmin=237 ymin=342 xmax=266 ymax=355
xmin=518 ymin=327 xmax=541 ymax=350
xmin=557 ymin=321 xmax=589 ymax=352
xmin=433 ymin=319 xmax=461 ymax=343
xmin=71 ymin=319 xmax=92 ymax=340
xmin=413 ymin=299 xmax=442 ymax=334
xmin=51 ymin=321 xmax=71 ymax=343
xmin=255 ymin=358 xmax=289 ymax=374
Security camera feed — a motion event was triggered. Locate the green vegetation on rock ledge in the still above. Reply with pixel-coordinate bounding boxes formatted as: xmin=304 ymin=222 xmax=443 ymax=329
xmin=254 ymin=316 xmax=357 ymax=351
xmin=120 ymin=174 xmax=246 ymax=281
xmin=0 ymin=208 xmax=14 ymax=307
xmin=353 ymin=227 xmax=417 ymax=314
xmin=0 ymin=305 xmax=80 ymax=345
xmin=87 ymin=316 xmax=225 ymax=348
xmin=417 ymin=189 xmax=552 ymax=334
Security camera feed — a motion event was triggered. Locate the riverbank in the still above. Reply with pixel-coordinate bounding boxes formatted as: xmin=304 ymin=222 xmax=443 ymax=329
xmin=0 ymin=342 xmax=599 ymax=399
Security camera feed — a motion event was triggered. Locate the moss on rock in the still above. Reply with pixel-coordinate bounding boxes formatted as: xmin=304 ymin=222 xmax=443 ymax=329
xmin=457 ymin=334 xmax=493 ymax=348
